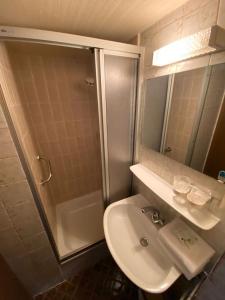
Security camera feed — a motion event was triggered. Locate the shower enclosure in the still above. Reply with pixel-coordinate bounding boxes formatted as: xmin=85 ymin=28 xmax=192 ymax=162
xmin=0 ymin=27 xmax=141 ymax=260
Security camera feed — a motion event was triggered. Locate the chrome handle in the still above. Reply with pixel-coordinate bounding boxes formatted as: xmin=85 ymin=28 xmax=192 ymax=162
xmin=36 ymin=155 xmax=52 ymax=185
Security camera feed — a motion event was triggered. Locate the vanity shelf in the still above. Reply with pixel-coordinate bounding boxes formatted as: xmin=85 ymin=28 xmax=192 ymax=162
xmin=130 ymin=164 xmax=220 ymax=230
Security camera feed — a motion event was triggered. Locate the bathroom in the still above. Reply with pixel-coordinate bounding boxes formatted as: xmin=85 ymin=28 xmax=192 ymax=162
xmin=0 ymin=0 xmax=225 ymax=299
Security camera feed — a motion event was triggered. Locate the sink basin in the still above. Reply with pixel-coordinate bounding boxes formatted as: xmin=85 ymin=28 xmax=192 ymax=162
xmin=103 ymin=194 xmax=180 ymax=293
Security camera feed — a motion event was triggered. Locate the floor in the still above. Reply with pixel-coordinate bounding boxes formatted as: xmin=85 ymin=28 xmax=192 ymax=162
xmin=35 ymin=256 xmax=138 ymax=300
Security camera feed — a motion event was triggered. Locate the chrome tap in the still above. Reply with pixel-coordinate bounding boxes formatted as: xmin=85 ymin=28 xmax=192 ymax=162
xmin=141 ymin=206 xmax=165 ymax=226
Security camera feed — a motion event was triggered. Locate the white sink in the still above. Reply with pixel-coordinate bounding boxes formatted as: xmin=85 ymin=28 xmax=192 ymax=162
xmin=103 ymin=194 xmax=180 ymax=293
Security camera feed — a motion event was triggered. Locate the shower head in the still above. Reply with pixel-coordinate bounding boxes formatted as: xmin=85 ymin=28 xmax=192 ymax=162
xmin=85 ymin=77 xmax=95 ymax=86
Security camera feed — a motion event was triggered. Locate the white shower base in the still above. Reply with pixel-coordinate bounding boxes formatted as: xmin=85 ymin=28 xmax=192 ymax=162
xmin=56 ymin=190 xmax=104 ymax=259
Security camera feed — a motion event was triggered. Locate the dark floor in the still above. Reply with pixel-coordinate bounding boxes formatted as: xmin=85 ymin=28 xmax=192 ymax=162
xmin=35 ymin=256 xmax=138 ymax=300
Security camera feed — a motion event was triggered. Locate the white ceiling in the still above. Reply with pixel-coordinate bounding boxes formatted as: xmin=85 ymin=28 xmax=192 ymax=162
xmin=0 ymin=0 xmax=189 ymax=42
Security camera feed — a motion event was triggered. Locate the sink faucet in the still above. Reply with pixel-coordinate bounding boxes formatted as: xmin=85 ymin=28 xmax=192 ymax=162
xmin=141 ymin=206 xmax=165 ymax=226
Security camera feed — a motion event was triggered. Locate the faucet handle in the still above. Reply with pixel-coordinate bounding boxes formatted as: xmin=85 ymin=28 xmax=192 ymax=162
xmin=141 ymin=206 xmax=165 ymax=226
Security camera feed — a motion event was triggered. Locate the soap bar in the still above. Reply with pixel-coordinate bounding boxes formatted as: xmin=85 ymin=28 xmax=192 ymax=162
xmin=158 ymin=218 xmax=215 ymax=279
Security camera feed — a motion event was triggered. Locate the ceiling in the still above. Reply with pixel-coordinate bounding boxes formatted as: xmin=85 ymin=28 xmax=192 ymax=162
xmin=0 ymin=0 xmax=189 ymax=42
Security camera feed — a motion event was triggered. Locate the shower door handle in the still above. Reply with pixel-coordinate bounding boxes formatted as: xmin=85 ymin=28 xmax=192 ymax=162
xmin=36 ymin=155 xmax=52 ymax=185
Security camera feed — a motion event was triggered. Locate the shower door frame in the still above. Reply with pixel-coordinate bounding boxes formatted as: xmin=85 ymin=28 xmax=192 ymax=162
xmin=95 ymin=49 xmax=140 ymax=205
xmin=0 ymin=25 xmax=144 ymax=262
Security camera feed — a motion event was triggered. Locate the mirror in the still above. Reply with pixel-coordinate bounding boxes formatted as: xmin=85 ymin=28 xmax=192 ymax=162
xmin=141 ymin=63 xmax=225 ymax=180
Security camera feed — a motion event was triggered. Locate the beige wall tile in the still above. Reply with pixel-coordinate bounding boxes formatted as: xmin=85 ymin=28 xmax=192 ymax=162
xmin=0 ymin=180 xmax=33 ymax=208
xmin=0 ymin=140 xmax=17 ymax=158
xmin=0 ymin=107 xmax=7 ymax=128
xmin=7 ymin=201 xmax=44 ymax=239
xmin=0 ymin=126 xmax=17 ymax=158
xmin=0 ymin=229 xmax=26 ymax=257
xmin=6 ymin=254 xmax=41 ymax=294
xmin=0 ymin=209 xmax=13 ymax=231
xmin=0 ymin=157 xmax=26 ymax=185
xmin=22 ymin=231 xmax=50 ymax=252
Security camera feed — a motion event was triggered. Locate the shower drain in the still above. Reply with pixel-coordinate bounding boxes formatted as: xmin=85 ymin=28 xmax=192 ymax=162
xmin=140 ymin=237 xmax=149 ymax=247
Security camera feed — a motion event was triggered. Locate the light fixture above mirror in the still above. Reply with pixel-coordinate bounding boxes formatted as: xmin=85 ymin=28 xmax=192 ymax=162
xmin=152 ymin=25 xmax=225 ymax=66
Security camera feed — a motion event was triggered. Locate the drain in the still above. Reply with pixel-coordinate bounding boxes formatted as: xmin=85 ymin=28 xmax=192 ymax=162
xmin=140 ymin=237 xmax=149 ymax=247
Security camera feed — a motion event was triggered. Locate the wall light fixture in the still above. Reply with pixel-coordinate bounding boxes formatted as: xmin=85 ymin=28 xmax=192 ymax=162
xmin=152 ymin=25 xmax=225 ymax=66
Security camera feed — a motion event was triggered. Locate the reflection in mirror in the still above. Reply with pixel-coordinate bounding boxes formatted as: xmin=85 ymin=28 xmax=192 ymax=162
xmin=142 ymin=75 xmax=169 ymax=151
xmin=142 ymin=63 xmax=225 ymax=181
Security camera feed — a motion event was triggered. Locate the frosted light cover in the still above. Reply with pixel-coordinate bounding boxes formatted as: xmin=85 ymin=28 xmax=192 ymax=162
xmin=153 ymin=28 xmax=216 ymax=66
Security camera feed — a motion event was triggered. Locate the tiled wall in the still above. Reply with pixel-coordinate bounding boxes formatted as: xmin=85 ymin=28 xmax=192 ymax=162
xmin=6 ymin=42 xmax=102 ymax=205
xmin=165 ymin=67 xmax=205 ymax=163
xmin=0 ymin=254 xmax=31 ymax=299
xmin=135 ymin=0 xmax=225 ymax=257
xmin=0 ymin=42 xmax=57 ymax=240
xmin=0 ymin=96 xmax=62 ymax=294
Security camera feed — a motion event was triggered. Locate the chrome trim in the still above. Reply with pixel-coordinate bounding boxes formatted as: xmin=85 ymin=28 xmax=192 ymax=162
xmin=187 ymin=67 xmax=212 ymax=166
xmin=36 ymin=155 xmax=52 ymax=185
xmin=133 ymin=48 xmax=145 ymax=164
xmin=102 ymin=49 xmax=139 ymax=58
xmin=202 ymin=70 xmax=225 ymax=170
xmin=99 ymin=49 xmax=110 ymax=204
xmin=94 ymin=49 xmax=108 ymax=207
xmin=160 ymin=74 xmax=174 ymax=153
xmin=129 ymin=57 xmax=139 ymax=195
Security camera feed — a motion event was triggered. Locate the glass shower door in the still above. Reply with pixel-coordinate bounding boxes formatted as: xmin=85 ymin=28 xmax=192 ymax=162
xmin=4 ymin=41 xmax=139 ymax=261
xmin=95 ymin=50 xmax=138 ymax=203
xmin=4 ymin=42 xmax=105 ymax=260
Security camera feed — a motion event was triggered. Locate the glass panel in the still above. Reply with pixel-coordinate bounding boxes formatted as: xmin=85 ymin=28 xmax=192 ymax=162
xmin=5 ymin=42 xmax=104 ymax=259
xmin=164 ymin=68 xmax=206 ymax=164
xmin=104 ymin=54 xmax=137 ymax=202
xmin=193 ymin=63 xmax=225 ymax=175
xmin=142 ymin=76 xmax=169 ymax=151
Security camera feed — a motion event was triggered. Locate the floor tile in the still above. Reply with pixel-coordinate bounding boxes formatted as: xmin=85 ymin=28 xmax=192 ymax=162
xmin=35 ymin=256 xmax=138 ymax=300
